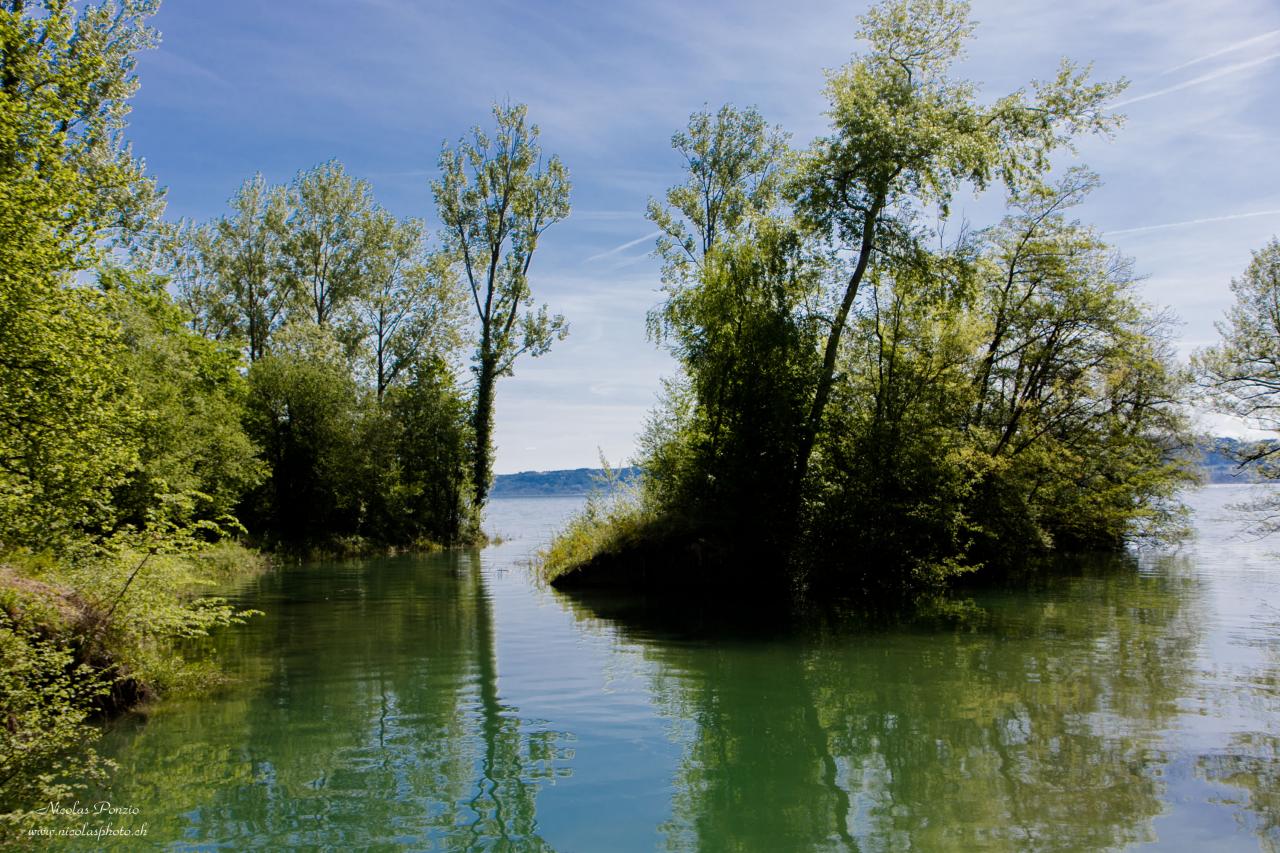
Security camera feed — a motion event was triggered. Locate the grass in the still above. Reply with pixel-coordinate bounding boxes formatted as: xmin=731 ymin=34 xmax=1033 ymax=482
xmin=538 ymin=481 xmax=663 ymax=584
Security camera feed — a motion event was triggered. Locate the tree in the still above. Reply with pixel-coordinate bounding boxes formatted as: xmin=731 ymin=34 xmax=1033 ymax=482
xmin=172 ymin=175 xmax=293 ymax=362
xmin=790 ymin=0 xmax=1125 ymax=510
xmin=545 ymin=0 xmax=1191 ymax=597
xmin=1196 ymin=238 xmax=1280 ymax=475
xmin=242 ymin=321 xmax=361 ymax=545
xmin=100 ymin=267 xmax=263 ymax=531
xmin=286 ymin=161 xmax=376 ymax=332
xmin=0 ymin=0 xmax=162 ymax=548
xmin=646 ymin=104 xmax=790 ymax=287
xmin=384 ymin=358 xmax=475 ymax=544
xmin=356 ymin=210 xmax=466 ymax=401
xmin=433 ymin=103 xmax=570 ymax=508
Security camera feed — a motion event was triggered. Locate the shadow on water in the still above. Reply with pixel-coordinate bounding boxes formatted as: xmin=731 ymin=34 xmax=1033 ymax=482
xmin=556 ymin=551 xmax=1211 ymax=852
xmin=81 ymin=550 xmax=566 ymax=851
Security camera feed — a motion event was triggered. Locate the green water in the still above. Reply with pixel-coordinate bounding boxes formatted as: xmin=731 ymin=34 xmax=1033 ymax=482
xmin=63 ymin=487 xmax=1278 ymax=850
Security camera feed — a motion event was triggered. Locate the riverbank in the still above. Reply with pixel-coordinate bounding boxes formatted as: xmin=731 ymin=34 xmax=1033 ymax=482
xmin=0 ymin=540 xmax=268 ymax=839
xmin=35 ymin=489 xmax=1277 ymax=850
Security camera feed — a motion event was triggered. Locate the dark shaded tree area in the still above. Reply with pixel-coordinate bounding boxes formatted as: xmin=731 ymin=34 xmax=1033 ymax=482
xmin=546 ymin=0 xmax=1194 ymax=600
xmin=171 ymin=163 xmax=480 ymax=551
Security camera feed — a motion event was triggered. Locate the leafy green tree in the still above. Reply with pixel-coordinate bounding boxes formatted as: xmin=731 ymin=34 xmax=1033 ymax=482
xmin=357 ymin=210 xmax=466 ymax=401
xmin=646 ymin=104 xmax=790 ymax=287
xmin=243 ymin=321 xmax=361 ymax=546
xmin=433 ymin=103 xmax=570 ymax=508
xmin=547 ymin=0 xmax=1190 ymax=597
xmin=1196 ymin=238 xmax=1280 ymax=473
xmin=172 ymin=175 xmax=293 ymax=362
xmin=965 ymin=175 xmax=1189 ymax=555
xmin=100 ymin=267 xmax=264 ymax=531
xmin=286 ymin=161 xmax=376 ymax=330
xmin=0 ymin=0 xmax=161 ymax=548
xmin=790 ymin=0 xmax=1125 ymax=505
xmin=384 ymin=359 xmax=475 ymax=544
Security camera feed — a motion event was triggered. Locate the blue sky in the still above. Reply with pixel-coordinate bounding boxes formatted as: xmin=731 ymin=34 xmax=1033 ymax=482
xmin=129 ymin=0 xmax=1280 ymax=473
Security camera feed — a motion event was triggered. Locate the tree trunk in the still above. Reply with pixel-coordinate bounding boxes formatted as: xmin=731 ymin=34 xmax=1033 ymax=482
xmin=471 ymin=357 xmax=497 ymax=509
xmin=790 ymin=202 xmax=881 ymax=510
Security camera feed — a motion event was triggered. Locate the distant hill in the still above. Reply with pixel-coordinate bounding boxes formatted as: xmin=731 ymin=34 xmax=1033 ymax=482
xmin=490 ymin=442 xmax=1272 ymax=496
xmin=490 ymin=466 xmax=641 ymax=497
xmin=1199 ymin=438 xmax=1270 ymax=484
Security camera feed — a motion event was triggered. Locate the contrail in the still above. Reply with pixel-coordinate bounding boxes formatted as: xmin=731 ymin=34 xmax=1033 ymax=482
xmin=1162 ymin=29 xmax=1280 ymax=75
xmin=1105 ymin=209 xmax=1280 ymax=236
xmin=1110 ymin=51 xmax=1280 ymax=108
xmin=584 ymin=229 xmax=662 ymax=263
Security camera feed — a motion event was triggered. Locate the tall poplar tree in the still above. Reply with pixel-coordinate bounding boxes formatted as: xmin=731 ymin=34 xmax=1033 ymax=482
xmin=433 ymin=103 xmax=570 ymax=508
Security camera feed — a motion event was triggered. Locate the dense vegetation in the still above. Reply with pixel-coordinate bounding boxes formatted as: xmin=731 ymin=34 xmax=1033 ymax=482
xmin=2 ymin=0 xmax=1266 ymax=835
xmin=1195 ymin=239 xmax=1280 ymax=520
xmin=544 ymin=0 xmax=1195 ymax=599
xmin=0 ymin=0 xmax=568 ymax=832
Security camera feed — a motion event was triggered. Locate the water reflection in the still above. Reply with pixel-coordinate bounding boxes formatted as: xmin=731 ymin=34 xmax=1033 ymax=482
xmin=1194 ymin=604 xmax=1280 ymax=852
xmin=86 ymin=551 xmax=567 ymax=851
xmin=565 ymin=554 xmax=1205 ymax=852
xmin=72 ymin=489 xmax=1280 ymax=851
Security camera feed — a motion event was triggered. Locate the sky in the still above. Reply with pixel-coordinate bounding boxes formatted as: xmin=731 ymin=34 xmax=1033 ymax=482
xmin=127 ymin=0 xmax=1280 ymax=474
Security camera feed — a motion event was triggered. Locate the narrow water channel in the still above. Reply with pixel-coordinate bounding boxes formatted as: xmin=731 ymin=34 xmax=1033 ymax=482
xmin=77 ymin=486 xmax=1277 ymax=851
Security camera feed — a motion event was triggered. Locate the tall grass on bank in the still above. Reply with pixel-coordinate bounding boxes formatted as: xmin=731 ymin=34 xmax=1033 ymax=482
xmin=539 ymin=475 xmax=661 ymax=585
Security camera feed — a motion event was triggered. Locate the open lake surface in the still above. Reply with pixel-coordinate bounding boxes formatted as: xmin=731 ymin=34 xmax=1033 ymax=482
xmin=76 ymin=486 xmax=1277 ymax=851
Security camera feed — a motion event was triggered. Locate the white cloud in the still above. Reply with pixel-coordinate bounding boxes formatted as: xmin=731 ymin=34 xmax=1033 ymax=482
xmin=1111 ymin=51 xmax=1280 ymax=108
xmin=1106 ymin=209 xmax=1280 ymax=236
xmin=1161 ymin=29 xmax=1280 ymax=75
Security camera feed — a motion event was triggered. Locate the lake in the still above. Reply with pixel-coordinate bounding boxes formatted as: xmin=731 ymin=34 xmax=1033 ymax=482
xmin=74 ymin=486 xmax=1277 ymax=851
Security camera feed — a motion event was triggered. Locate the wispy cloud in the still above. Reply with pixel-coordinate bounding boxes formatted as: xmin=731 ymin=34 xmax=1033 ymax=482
xmin=1105 ymin=209 xmax=1280 ymax=236
xmin=583 ymin=229 xmax=662 ymax=263
xmin=572 ymin=210 xmax=649 ymax=223
xmin=1111 ymin=51 xmax=1280 ymax=107
xmin=142 ymin=49 xmax=231 ymax=87
xmin=1161 ymin=29 xmax=1280 ymax=75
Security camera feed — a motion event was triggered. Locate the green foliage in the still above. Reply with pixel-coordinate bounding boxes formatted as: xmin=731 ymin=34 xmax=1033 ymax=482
xmin=379 ymin=359 xmax=476 ymax=545
xmin=0 ymin=282 xmax=141 ymax=548
xmin=173 ymin=161 xmax=480 ymax=549
xmin=100 ymin=267 xmax=264 ymax=531
xmin=358 ymin=212 xmax=467 ymax=399
xmin=1195 ymin=237 xmax=1280 ymax=531
xmin=172 ymin=174 xmax=293 ymax=361
xmin=548 ymin=0 xmax=1191 ymax=599
xmin=539 ymin=476 xmax=661 ymax=585
xmin=434 ymin=102 xmax=571 ymax=506
xmin=242 ymin=322 xmax=477 ymax=550
xmin=0 ymin=0 xmax=162 ymax=549
xmin=1196 ymin=238 xmax=1280 ymax=467
xmin=0 ymin=0 xmax=278 ymax=823
xmin=286 ymin=161 xmax=376 ymax=331
xmin=0 ymin=617 xmax=111 ymax=840
xmin=243 ymin=321 xmax=361 ymax=545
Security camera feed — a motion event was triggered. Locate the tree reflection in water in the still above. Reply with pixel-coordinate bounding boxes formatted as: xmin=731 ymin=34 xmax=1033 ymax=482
xmin=564 ymin=553 xmax=1206 ymax=852
xmin=86 ymin=550 xmax=568 ymax=851
xmin=76 ymin=495 xmax=1280 ymax=852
